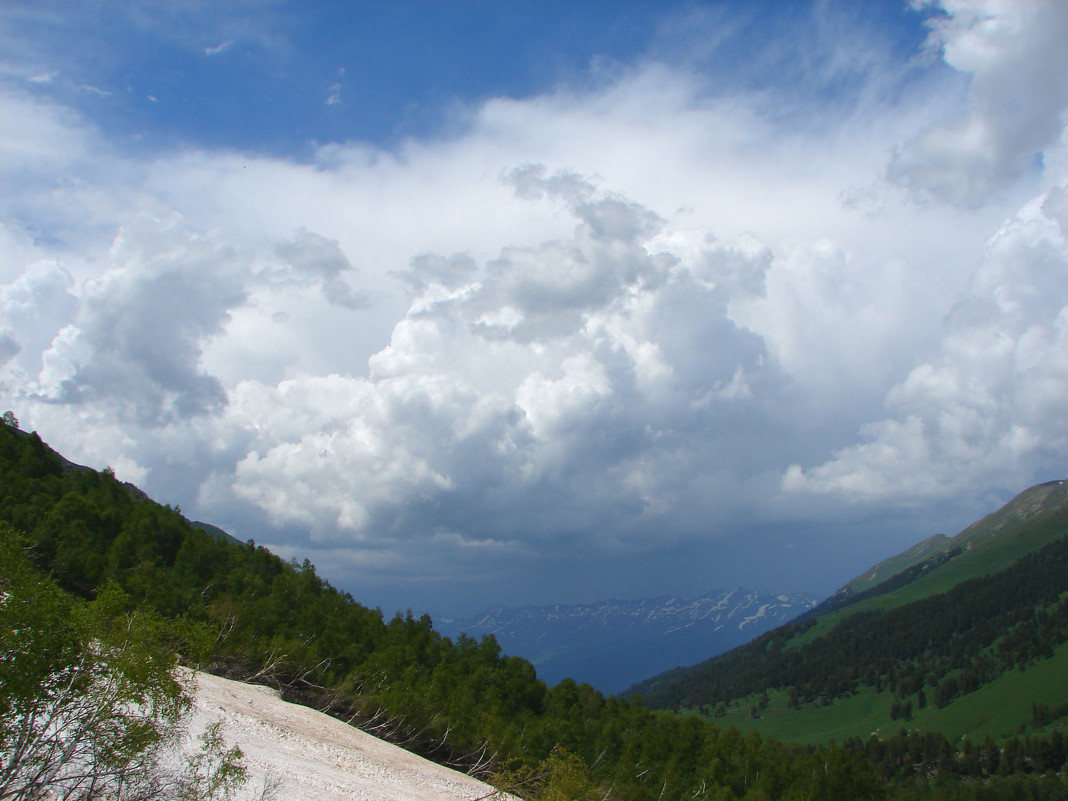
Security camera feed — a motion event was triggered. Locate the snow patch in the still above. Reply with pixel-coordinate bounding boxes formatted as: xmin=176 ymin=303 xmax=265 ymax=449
xmin=181 ymin=670 xmax=510 ymax=801
xmin=738 ymin=604 xmax=770 ymax=629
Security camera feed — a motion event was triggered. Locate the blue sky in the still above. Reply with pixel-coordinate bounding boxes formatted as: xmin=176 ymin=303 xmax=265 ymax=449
xmin=10 ymin=1 xmax=672 ymax=151
xmin=3 ymin=1 xmax=1068 ymax=619
xmin=10 ymin=1 xmax=930 ymax=153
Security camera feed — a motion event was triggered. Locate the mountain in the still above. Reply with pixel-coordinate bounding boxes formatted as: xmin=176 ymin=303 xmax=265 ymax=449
xmin=828 ymin=479 xmax=1068 ymax=607
xmin=5 ymin=422 xmax=1067 ymax=797
xmin=438 ymin=588 xmax=819 ymax=695
xmin=0 ymin=422 xmax=898 ymax=799
xmin=631 ymin=479 xmax=1068 ymax=747
xmin=834 ymin=532 xmax=949 ymax=599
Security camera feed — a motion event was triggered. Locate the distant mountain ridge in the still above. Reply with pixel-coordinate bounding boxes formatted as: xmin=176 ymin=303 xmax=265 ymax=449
xmin=439 ymin=588 xmax=819 ymax=695
xmin=836 ymin=532 xmax=949 ymax=598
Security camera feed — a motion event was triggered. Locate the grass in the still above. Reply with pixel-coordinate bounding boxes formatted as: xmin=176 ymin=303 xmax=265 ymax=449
xmin=718 ymin=688 xmax=898 ymax=746
xmin=711 ymin=642 xmax=1068 ymax=746
xmin=924 ymin=641 xmax=1068 ymax=742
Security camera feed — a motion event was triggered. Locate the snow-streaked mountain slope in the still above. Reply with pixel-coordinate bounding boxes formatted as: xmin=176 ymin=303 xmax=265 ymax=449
xmin=439 ymin=588 xmax=819 ymax=695
xmin=181 ymin=670 xmax=508 ymax=801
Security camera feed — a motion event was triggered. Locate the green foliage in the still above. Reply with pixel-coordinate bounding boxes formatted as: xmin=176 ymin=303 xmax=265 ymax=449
xmin=0 ymin=527 xmax=188 ymax=799
xmin=174 ymin=723 xmax=249 ymax=801
xmin=0 ymin=525 xmax=255 ymax=801
xmin=844 ymin=728 xmax=1067 ymax=784
xmin=491 ymin=747 xmax=603 ymax=801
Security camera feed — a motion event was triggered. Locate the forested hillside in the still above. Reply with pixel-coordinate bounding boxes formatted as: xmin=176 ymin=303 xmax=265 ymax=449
xmin=636 ymin=533 xmax=1068 ymax=709
xmin=633 ymin=480 xmax=1068 ymax=765
xmin=2 ymin=421 xmax=1067 ymax=800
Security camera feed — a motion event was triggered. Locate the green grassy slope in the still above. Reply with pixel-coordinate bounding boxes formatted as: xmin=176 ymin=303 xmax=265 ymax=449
xmin=717 ymin=642 xmax=1068 ymax=746
xmin=797 ymin=479 xmax=1068 ymax=646
xmin=869 ymin=480 xmax=1065 ymax=594
xmin=841 ymin=533 xmax=950 ymax=597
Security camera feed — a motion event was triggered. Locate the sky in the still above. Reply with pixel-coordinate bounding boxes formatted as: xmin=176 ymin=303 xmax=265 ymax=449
xmin=2 ymin=0 xmax=1068 ymax=619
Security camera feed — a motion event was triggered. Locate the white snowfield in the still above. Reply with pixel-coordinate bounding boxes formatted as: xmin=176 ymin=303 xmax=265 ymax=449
xmin=183 ymin=670 xmax=510 ymax=801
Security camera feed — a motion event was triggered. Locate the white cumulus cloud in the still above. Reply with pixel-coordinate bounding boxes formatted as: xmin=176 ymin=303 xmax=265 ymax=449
xmin=3 ymin=0 xmax=1068 ymax=613
xmin=890 ymin=0 xmax=1068 ymax=204
xmin=218 ymin=171 xmax=782 ymax=549
xmin=785 ymin=181 xmax=1068 ymax=499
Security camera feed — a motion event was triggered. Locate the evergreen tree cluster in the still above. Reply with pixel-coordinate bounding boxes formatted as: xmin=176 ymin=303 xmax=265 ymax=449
xmin=844 ymin=729 xmax=1067 ymax=782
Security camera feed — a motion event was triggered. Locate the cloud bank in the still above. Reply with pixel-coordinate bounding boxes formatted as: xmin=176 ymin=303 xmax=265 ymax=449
xmin=2 ymin=1 xmax=1067 ymax=614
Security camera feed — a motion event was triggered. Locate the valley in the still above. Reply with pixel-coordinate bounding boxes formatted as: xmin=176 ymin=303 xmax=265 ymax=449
xmin=438 ymin=588 xmax=819 ymax=694
xmin=2 ymin=420 xmax=1066 ymax=800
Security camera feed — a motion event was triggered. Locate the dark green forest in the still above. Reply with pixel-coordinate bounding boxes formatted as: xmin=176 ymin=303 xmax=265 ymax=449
xmin=1 ymin=422 xmax=1066 ymax=800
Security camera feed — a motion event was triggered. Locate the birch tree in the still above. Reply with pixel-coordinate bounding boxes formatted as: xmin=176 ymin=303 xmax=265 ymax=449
xmin=0 ymin=526 xmax=247 ymax=801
